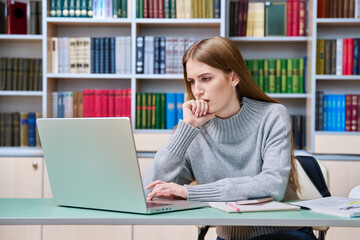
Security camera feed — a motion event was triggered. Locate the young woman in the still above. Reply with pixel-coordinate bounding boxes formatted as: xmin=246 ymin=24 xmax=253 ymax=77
xmin=142 ymin=36 xmax=316 ymax=240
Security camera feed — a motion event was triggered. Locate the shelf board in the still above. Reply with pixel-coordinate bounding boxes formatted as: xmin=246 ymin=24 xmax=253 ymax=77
xmin=135 ymin=18 xmax=221 ymax=27
xmin=0 ymin=147 xmax=43 ymax=157
xmin=315 ymin=131 xmax=360 ymax=136
xmin=0 ymin=91 xmax=43 ymax=96
xmin=46 ymin=73 xmax=132 ymax=79
xmin=316 ymin=75 xmax=360 ymax=80
xmin=267 ymin=93 xmax=308 ymax=98
xmin=316 ymin=18 xmax=360 ymax=26
xmin=314 ymin=132 xmax=360 ymax=155
xmin=228 ymin=36 xmax=310 ymax=42
xmin=46 ymin=17 xmax=132 ymax=26
xmin=0 ymin=34 xmax=42 ymax=42
xmin=135 ymin=74 xmax=184 ymax=80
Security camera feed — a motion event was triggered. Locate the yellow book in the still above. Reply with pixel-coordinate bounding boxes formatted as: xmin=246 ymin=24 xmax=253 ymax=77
xmin=254 ymin=3 xmax=264 ymax=37
xmin=20 ymin=112 xmax=28 ymax=147
xmin=36 ymin=112 xmax=42 ymax=147
xmin=69 ymin=38 xmax=77 ymax=74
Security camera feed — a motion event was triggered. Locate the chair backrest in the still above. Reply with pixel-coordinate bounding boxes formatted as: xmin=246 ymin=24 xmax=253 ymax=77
xmin=295 ymin=156 xmax=330 ymax=200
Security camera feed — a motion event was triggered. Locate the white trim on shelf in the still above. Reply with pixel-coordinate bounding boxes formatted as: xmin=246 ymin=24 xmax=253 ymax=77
xmin=228 ymin=36 xmax=310 ymax=42
xmin=316 ymin=75 xmax=360 ymax=80
xmin=315 ymin=131 xmax=360 ymax=136
xmin=135 ymin=18 xmax=221 ymax=26
xmin=0 ymin=147 xmax=43 ymax=157
xmin=135 ymin=74 xmax=184 ymax=79
xmin=316 ymin=18 xmax=360 ymax=26
xmin=0 ymin=34 xmax=42 ymax=41
xmin=46 ymin=17 xmax=132 ymax=25
xmin=46 ymin=73 xmax=132 ymax=79
xmin=0 ymin=91 xmax=43 ymax=96
xmin=267 ymin=93 xmax=309 ymax=98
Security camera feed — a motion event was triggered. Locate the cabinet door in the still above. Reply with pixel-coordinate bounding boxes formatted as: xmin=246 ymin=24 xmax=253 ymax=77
xmin=0 ymin=157 xmax=43 ymax=240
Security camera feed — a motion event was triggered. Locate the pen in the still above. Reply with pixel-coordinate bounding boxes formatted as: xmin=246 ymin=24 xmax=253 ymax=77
xmin=225 ymin=202 xmax=240 ymax=212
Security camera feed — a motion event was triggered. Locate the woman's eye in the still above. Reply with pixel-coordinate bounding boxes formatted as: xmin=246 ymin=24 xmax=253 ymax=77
xmin=203 ymin=77 xmax=211 ymax=81
xmin=188 ymin=80 xmax=194 ymax=84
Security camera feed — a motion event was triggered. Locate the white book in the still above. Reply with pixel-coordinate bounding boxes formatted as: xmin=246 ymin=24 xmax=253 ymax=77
xmin=177 ymin=38 xmax=185 ymax=74
xmin=165 ymin=37 xmax=174 ymax=74
xmin=51 ymin=37 xmax=58 ymax=74
xmin=144 ymin=36 xmax=154 ymax=74
xmin=184 ymin=0 xmax=191 ymax=19
xmin=336 ymin=38 xmax=343 ymax=75
xmin=105 ymin=0 xmax=112 ymax=18
xmin=52 ymin=92 xmax=58 ymax=118
xmin=128 ymin=0 xmax=132 ymax=18
xmin=58 ymin=37 xmax=64 ymax=73
xmin=69 ymin=38 xmax=77 ymax=74
xmin=93 ymin=0 xmax=98 ymax=18
xmin=115 ymin=36 xmax=122 ymax=74
xmin=176 ymin=0 xmax=184 ymax=18
xmin=172 ymin=38 xmax=180 ymax=74
xmin=64 ymin=92 xmax=74 ymax=118
xmin=63 ymin=37 xmax=71 ymax=73
xmin=125 ymin=36 xmax=131 ymax=74
xmin=76 ymin=38 xmax=84 ymax=73
xmin=120 ymin=36 xmax=126 ymax=74
xmin=210 ymin=201 xmax=300 ymax=213
xmin=82 ymin=37 xmax=91 ymax=74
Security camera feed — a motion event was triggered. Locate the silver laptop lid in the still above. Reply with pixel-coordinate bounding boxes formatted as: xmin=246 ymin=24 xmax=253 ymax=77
xmin=37 ymin=118 xmax=148 ymax=214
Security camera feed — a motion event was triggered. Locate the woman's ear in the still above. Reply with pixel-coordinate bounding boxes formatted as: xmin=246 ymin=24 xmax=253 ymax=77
xmin=231 ymin=72 xmax=240 ymax=88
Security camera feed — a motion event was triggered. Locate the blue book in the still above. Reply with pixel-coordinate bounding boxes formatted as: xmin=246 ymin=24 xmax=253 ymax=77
xmin=353 ymin=39 xmax=359 ymax=75
xmin=91 ymin=38 xmax=95 ymax=73
xmin=340 ymin=95 xmax=346 ymax=131
xmin=176 ymin=93 xmax=184 ymax=124
xmin=94 ymin=38 xmax=100 ymax=73
xmin=154 ymin=37 xmax=160 ymax=74
xmin=329 ymin=95 xmax=336 ymax=131
xmin=110 ymin=37 xmax=115 ymax=74
xmin=335 ymin=95 xmax=342 ymax=131
xmin=214 ymin=0 xmax=220 ymax=18
xmin=104 ymin=37 xmax=110 ymax=74
xmin=166 ymin=93 xmax=176 ymax=129
xmin=99 ymin=38 xmax=104 ymax=73
xmin=159 ymin=37 xmax=166 ymax=74
xmin=28 ymin=112 xmax=36 ymax=147
xmin=323 ymin=95 xmax=328 ymax=131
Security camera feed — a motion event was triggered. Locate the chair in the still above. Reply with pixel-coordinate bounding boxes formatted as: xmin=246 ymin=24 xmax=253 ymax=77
xmin=197 ymin=156 xmax=331 ymax=240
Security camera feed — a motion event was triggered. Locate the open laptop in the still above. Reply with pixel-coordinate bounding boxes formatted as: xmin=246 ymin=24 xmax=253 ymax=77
xmin=37 ymin=117 xmax=208 ymax=214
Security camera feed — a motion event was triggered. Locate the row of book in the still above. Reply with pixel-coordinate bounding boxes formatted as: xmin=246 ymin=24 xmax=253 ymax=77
xmin=291 ymin=115 xmax=306 ymax=150
xmin=316 ymin=92 xmax=360 ymax=131
xmin=0 ymin=0 xmax=42 ymax=35
xmin=51 ymin=36 xmax=131 ymax=74
xmin=136 ymin=92 xmax=184 ymax=129
xmin=136 ymin=36 xmax=200 ymax=74
xmin=0 ymin=58 xmax=42 ymax=91
xmin=49 ymin=0 xmax=130 ymax=18
xmin=317 ymin=0 xmax=356 ymax=18
xmin=316 ymin=38 xmax=360 ymax=75
xmin=229 ymin=0 xmax=307 ymax=37
xmin=0 ymin=112 xmax=41 ymax=147
xmin=245 ymin=58 xmax=306 ymax=94
xmin=137 ymin=0 xmax=220 ymax=18
xmin=52 ymin=89 xmax=131 ymax=118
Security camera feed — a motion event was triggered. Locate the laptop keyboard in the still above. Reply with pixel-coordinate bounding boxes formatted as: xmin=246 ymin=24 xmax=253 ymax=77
xmin=146 ymin=201 xmax=171 ymax=208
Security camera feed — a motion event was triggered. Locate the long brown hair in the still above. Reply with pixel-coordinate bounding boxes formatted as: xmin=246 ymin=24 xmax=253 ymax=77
xmin=182 ymin=36 xmax=300 ymax=194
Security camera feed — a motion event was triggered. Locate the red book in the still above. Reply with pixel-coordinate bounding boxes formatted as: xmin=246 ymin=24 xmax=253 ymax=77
xmin=286 ymin=0 xmax=293 ymax=36
xmin=83 ymin=89 xmax=95 ymax=117
xmin=149 ymin=0 xmax=154 ymax=18
xmin=6 ymin=0 xmax=27 ymax=34
xmin=299 ymin=1 xmax=306 ymax=36
xmin=154 ymin=0 xmax=159 ymax=18
xmin=144 ymin=0 xmax=149 ymax=18
xmin=351 ymin=95 xmax=359 ymax=131
xmin=108 ymin=89 xmax=115 ymax=117
xmin=345 ymin=94 xmax=352 ymax=131
xmin=114 ymin=89 xmax=122 ymax=117
xmin=347 ymin=38 xmax=353 ymax=75
xmin=158 ymin=0 xmax=164 ymax=18
xmin=343 ymin=39 xmax=348 ymax=75
xmin=292 ymin=0 xmax=300 ymax=36
xmin=94 ymin=89 xmax=102 ymax=117
xmin=319 ymin=0 xmax=327 ymax=18
xmin=101 ymin=90 xmax=109 ymax=117
xmin=126 ymin=88 xmax=132 ymax=118
xmin=120 ymin=89 xmax=126 ymax=117
xmin=237 ymin=0 xmax=243 ymax=36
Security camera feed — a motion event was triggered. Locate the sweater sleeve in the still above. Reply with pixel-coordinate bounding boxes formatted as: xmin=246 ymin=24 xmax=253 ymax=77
xmin=142 ymin=120 xmax=199 ymax=195
xmin=186 ymin=105 xmax=292 ymax=202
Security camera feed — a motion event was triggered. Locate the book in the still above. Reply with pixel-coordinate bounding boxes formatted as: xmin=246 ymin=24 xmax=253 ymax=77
xmin=209 ymin=201 xmax=300 ymax=213
xmin=6 ymin=0 xmax=27 ymax=34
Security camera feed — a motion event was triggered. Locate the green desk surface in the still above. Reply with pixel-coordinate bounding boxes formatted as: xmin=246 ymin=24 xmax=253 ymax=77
xmin=1 ymin=198 xmax=360 ymax=227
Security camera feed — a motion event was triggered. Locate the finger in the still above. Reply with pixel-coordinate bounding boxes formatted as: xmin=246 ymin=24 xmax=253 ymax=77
xmin=204 ymin=101 xmax=208 ymax=115
xmin=191 ymin=101 xmax=197 ymax=114
xmin=195 ymin=100 xmax=201 ymax=117
xmin=199 ymin=100 xmax=205 ymax=116
xmin=146 ymin=180 xmax=165 ymax=189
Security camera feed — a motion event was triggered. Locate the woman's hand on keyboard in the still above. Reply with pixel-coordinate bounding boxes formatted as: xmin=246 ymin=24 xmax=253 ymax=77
xmin=146 ymin=180 xmax=188 ymax=201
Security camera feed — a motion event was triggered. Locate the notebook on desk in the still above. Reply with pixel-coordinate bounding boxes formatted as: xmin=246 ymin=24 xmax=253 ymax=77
xmin=37 ymin=117 xmax=208 ymax=214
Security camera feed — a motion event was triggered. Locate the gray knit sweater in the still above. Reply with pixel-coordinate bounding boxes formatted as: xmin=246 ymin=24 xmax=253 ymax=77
xmin=142 ymin=97 xmax=299 ymax=240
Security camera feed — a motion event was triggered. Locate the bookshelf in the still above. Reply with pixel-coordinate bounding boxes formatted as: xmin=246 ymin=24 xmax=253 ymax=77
xmin=1 ymin=0 xmax=359 ymax=156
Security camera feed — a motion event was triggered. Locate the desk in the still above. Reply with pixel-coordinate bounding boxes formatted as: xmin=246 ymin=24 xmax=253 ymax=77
xmin=1 ymin=199 xmax=360 ymax=228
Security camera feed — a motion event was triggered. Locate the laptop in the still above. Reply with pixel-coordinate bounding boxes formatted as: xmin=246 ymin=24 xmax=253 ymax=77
xmin=37 ymin=117 xmax=208 ymax=214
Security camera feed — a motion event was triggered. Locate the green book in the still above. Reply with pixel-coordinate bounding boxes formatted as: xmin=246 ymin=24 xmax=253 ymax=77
xmin=122 ymin=0 xmax=127 ymax=18
xmin=155 ymin=93 xmax=161 ymax=129
xmin=292 ymin=58 xmax=300 ymax=93
xmin=28 ymin=59 xmax=35 ymax=91
xmin=17 ymin=58 xmax=24 ymax=91
xmin=141 ymin=93 xmax=147 ymax=129
xmin=263 ymin=59 xmax=269 ymax=93
xmin=287 ymin=58 xmax=293 ymax=93
xmin=113 ymin=0 xmax=118 ymax=18
xmin=12 ymin=58 xmax=19 ymax=91
xmin=275 ymin=59 xmax=281 ymax=93
xmin=75 ymin=0 xmax=81 ymax=17
xmin=258 ymin=60 xmax=264 ymax=92
xmin=6 ymin=58 xmax=13 ymax=90
xmin=265 ymin=2 xmax=286 ymax=36
xmin=165 ymin=0 xmax=170 ymax=18
xmin=69 ymin=0 xmax=75 ymax=17
xmin=87 ymin=0 xmax=93 ymax=17
xmin=316 ymin=39 xmax=325 ymax=75
xmin=56 ymin=0 xmax=62 ymax=17
xmin=0 ymin=113 xmax=5 ymax=146
xmin=251 ymin=60 xmax=259 ymax=87
xmin=0 ymin=58 xmax=6 ymax=90
xmin=22 ymin=59 xmax=29 ymax=91
xmin=299 ymin=58 xmax=304 ymax=93
xmin=63 ymin=0 xmax=69 ymax=17
xmin=136 ymin=93 xmax=141 ymax=129
xmin=50 ymin=0 xmax=56 ymax=17
xmin=268 ymin=59 xmax=276 ymax=93
xmin=281 ymin=59 xmax=287 ymax=93
xmin=147 ymin=93 xmax=152 ymax=129
xmin=160 ymin=93 xmax=166 ymax=129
